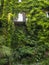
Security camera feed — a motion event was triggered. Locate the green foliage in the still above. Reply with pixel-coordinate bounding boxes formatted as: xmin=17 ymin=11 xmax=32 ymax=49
xmin=0 ymin=45 xmax=12 ymax=65
xmin=0 ymin=0 xmax=49 ymax=65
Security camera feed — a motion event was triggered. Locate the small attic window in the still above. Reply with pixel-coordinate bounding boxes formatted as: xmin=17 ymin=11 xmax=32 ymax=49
xmin=18 ymin=0 xmax=22 ymax=2
xmin=13 ymin=12 xmax=26 ymax=23
xmin=46 ymin=12 xmax=49 ymax=18
xmin=44 ymin=6 xmax=49 ymax=18
xmin=17 ymin=13 xmax=23 ymax=22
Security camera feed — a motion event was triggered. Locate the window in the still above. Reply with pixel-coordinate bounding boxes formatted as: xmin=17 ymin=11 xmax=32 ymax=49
xmin=13 ymin=12 xmax=26 ymax=22
xmin=46 ymin=12 xmax=49 ymax=18
xmin=18 ymin=0 xmax=22 ymax=2
xmin=17 ymin=13 xmax=23 ymax=22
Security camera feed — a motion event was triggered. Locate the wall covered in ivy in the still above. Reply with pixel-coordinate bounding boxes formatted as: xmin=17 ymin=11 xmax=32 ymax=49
xmin=0 ymin=0 xmax=49 ymax=65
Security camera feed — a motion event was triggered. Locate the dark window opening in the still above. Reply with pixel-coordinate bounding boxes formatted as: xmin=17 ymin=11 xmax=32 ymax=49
xmin=0 ymin=22 xmax=2 ymax=28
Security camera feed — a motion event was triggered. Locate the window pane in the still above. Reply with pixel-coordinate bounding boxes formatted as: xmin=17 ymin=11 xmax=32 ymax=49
xmin=19 ymin=0 xmax=21 ymax=2
xmin=17 ymin=13 xmax=23 ymax=22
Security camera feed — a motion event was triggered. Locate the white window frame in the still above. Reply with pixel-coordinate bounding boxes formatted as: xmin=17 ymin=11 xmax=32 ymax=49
xmin=46 ymin=12 xmax=49 ymax=18
xmin=18 ymin=0 xmax=22 ymax=2
xmin=17 ymin=13 xmax=23 ymax=22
